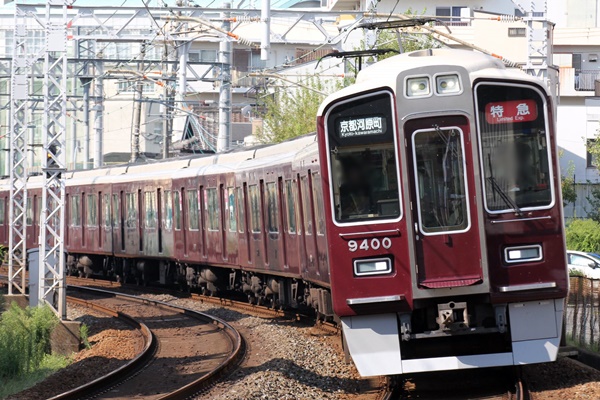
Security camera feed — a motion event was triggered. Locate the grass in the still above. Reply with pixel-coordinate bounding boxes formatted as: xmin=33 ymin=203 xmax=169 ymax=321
xmin=0 ymin=354 xmax=71 ymax=399
xmin=566 ymin=333 xmax=600 ymax=352
xmin=0 ymin=297 xmax=73 ymax=399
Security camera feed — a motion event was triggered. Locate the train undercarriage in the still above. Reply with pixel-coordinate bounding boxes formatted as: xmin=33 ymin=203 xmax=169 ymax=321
xmin=65 ymin=253 xmax=334 ymax=318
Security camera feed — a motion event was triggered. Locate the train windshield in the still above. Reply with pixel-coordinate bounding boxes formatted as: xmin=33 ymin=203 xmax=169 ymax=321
xmin=475 ymin=83 xmax=553 ymax=213
xmin=325 ymin=91 xmax=401 ymax=223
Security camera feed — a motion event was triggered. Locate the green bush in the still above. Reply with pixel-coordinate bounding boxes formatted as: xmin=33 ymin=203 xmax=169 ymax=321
xmin=565 ymin=219 xmax=600 ymax=253
xmin=0 ymin=303 xmax=59 ymax=379
xmin=80 ymin=323 xmax=91 ymax=350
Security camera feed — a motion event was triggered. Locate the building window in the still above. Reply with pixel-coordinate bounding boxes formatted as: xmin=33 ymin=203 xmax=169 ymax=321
xmin=435 ymin=6 xmax=467 ymax=24
xmin=588 ymin=139 xmax=598 ymax=168
xmin=117 ymin=80 xmax=154 ymax=93
xmin=508 ymin=28 xmax=526 ymax=37
xmin=188 ymin=49 xmax=217 ymax=63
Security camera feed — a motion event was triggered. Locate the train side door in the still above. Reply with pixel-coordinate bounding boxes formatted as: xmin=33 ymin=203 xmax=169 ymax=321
xmin=405 ymin=116 xmax=483 ymax=289
xmin=299 ymin=172 xmax=319 ymax=279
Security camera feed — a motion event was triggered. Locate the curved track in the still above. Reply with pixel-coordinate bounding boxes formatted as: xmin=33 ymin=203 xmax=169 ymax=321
xmin=21 ymin=284 xmax=243 ymax=400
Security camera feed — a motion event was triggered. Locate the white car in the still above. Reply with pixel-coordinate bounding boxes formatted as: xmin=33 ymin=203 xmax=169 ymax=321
xmin=567 ymin=250 xmax=600 ymax=279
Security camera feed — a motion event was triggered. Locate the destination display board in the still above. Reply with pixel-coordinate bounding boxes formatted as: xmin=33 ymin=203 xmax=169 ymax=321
xmin=485 ymin=99 xmax=538 ymax=124
xmin=336 ymin=115 xmax=387 ymax=138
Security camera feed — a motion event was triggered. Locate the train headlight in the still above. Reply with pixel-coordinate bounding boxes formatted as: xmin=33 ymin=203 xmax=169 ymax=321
xmin=406 ymin=77 xmax=431 ymax=97
xmin=504 ymin=245 xmax=542 ymax=264
xmin=354 ymin=258 xmax=392 ymax=276
xmin=435 ymin=74 xmax=461 ymax=95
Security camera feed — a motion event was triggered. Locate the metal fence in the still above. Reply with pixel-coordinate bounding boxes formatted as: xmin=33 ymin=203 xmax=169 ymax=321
xmin=566 ymin=276 xmax=600 ymax=350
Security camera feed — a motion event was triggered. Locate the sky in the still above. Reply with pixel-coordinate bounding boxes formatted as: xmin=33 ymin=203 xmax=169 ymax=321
xmin=0 ymin=1 xmax=227 ymax=9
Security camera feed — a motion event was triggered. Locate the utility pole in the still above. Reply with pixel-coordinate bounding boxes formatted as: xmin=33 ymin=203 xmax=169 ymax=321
xmin=261 ymin=0 xmax=270 ymax=61
xmin=162 ymin=43 xmax=171 ymax=159
xmin=131 ymin=42 xmax=146 ymax=163
xmin=39 ymin=0 xmax=68 ymax=319
xmin=93 ymin=60 xmax=104 ymax=168
xmin=217 ymin=2 xmax=232 ymax=152
xmin=80 ymin=76 xmax=92 ymax=169
xmin=8 ymin=4 xmax=30 ymax=297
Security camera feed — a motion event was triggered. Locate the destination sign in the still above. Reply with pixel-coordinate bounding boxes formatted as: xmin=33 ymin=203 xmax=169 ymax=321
xmin=337 ymin=115 xmax=387 ymax=138
xmin=485 ymin=99 xmax=538 ymax=124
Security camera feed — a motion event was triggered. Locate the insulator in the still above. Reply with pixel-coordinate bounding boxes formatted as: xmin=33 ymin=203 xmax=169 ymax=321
xmin=496 ymin=14 xmax=519 ymax=22
xmin=236 ymin=36 xmax=255 ymax=47
xmin=234 ymin=16 xmax=261 ymax=23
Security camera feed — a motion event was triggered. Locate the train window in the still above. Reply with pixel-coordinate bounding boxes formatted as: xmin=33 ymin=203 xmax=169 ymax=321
xmin=285 ymin=180 xmax=296 ymax=233
xmin=103 ymin=194 xmax=111 ymax=227
xmin=476 ymin=83 xmax=553 ymax=213
xmin=125 ymin=192 xmax=137 ymax=228
xmin=187 ymin=189 xmax=199 ymax=230
xmin=0 ymin=198 xmax=4 ymax=225
xmin=266 ymin=182 xmax=279 ymax=233
xmin=312 ymin=173 xmax=326 ymax=235
xmin=164 ymin=190 xmax=173 ymax=230
xmin=249 ymin=184 xmax=261 ymax=233
xmin=206 ymin=188 xmax=220 ymax=231
xmin=300 ymin=176 xmax=313 ymax=235
xmin=413 ymin=127 xmax=469 ymax=234
xmin=325 ymin=91 xmax=401 ymax=223
xmin=70 ymin=195 xmax=81 ymax=227
xmin=26 ymin=197 xmax=33 ymax=226
xmin=227 ymin=187 xmax=237 ymax=232
xmin=36 ymin=197 xmax=42 ymax=225
xmin=173 ymin=190 xmax=182 ymax=230
xmin=86 ymin=194 xmax=98 ymax=227
xmin=236 ymin=187 xmax=245 ymax=233
xmin=144 ymin=191 xmax=157 ymax=229
xmin=111 ymin=194 xmax=119 ymax=227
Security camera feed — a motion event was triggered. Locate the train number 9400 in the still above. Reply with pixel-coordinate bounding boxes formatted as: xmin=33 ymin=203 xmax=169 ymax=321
xmin=348 ymin=238 xmax=392 ymax=252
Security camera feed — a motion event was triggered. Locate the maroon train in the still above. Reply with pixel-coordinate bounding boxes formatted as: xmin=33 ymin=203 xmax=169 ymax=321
xmin=0 ymin=49 xmax=568 ymax=376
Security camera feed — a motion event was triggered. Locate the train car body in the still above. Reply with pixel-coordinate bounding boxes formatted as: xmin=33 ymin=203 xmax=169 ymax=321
xmin=0 ymin=49 xmax=567 ymax=378
xmin=317 ymin=49 xmax=567 ymax=375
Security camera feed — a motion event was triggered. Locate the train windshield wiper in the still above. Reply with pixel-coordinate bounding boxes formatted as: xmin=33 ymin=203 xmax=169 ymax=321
xmin=487 ymin=176 xmax=523 ymax=216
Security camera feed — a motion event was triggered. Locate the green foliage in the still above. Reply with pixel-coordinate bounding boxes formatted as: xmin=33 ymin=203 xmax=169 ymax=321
xmin=80 ymin=323 xmax=91 ymax=350
xmin=586 ymin=185 xmax=600 ymax=222
xmin=569 ymin=269 xmax=586 ymax=277
xmin=0 ymin=304 xmax=59 ymax=380
xmin=561 ymin=160 xmax=577 ymax=207
xmin=0 ymin=353 xmax=70 ymax=398
xmin=0 ymin=245 xmax=7 ymax=264
xmin=565 ymin=219 xmax=600 ymax=253
xmin=256 ymin=78 xmax=334 ymax=144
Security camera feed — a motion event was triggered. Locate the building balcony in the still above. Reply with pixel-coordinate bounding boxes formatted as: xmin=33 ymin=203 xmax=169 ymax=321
xmin=560 ymin=67 xmax=600 ymax=96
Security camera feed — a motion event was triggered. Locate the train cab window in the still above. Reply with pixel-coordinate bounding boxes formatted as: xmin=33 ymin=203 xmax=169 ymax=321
xmin=187 ymin=189 xmax=199 ymax=230
xmin=206 ymin=188 xmax=220 ymax=231
xmin=125 ymin=192 xmax=137 ymax=228
xmin=476 ymin=83 xmax=553 ymax=213
xmin=111 ymin=194 xmax=119 ymax=227
xmin=164 ymin=190 xmax=173 ymax=230
xmin=173 ymin=190 xmax=182 ymax=230
xmin=249 ymin=184 xmax=261 ymax=233
xmin=144 ymin=191 xmax=157 ymax=229
xmin=236 ymin=187 xmax=245 ymax=233
xmin=103 ymin=194 xmax=111 ymax=228
xmin=70 ymin=195 xmax=81 ymax=227
xmin=227 ymin=187 xmax=237 ymax=232
xmin=0 ymin=198 xmax=5 ymax=225
xmin=266 ymin=182 xmax=279 ymax=233
xmin=26 ymin=198 xmax=33 ymax=226
xmin=312 ymin=172 xmax=325 ymax=235
xmin=86 ymin=194 xmax=98 ymax=227
xmin=325 ymin=91 xmax=401 ymax=223
xmin=413 ymin=127 xmax=469 ymax=234
xmin=284 ymin=180 xmax=296 ymax=234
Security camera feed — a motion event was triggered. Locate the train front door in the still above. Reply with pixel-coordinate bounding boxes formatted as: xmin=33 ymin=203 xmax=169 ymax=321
xmin=404 ymin=116 xmax=483 ymax=289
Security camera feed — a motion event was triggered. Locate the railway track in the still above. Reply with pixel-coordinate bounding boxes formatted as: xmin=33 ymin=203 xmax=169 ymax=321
xmin=58 ymin=285 xmax=244 ymax=400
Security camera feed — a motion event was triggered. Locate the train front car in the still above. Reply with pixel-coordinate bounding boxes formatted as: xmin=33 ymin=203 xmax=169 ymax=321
xmin=316 ymin=49 xmax=568 ymax=377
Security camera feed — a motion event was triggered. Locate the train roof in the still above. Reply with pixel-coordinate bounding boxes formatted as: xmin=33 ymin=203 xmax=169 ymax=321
xmin=317 ymin=48 xmax=549 ymax=116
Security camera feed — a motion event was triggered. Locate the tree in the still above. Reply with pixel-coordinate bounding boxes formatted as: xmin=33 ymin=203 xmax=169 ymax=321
xmin=560 ymin=157 xmax=577 ymax=207
xmin=256 ymin=78 xmax=336 ymax=144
